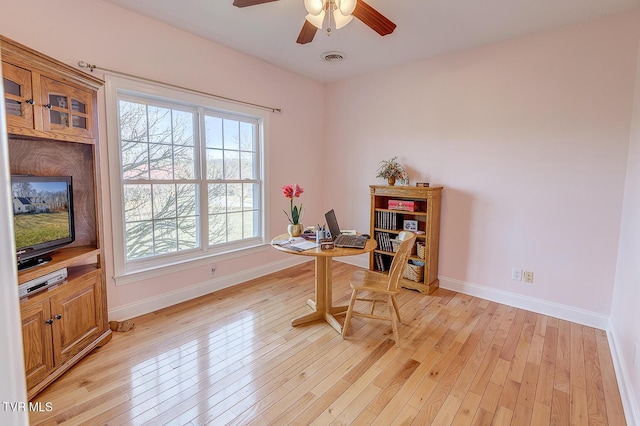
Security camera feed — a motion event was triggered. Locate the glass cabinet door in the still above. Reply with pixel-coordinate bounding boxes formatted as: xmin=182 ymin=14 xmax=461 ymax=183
xmin=2 ymin=62 xmax=34 ymax=129
xmin=40 ymin=76 xmax=93 ymax=139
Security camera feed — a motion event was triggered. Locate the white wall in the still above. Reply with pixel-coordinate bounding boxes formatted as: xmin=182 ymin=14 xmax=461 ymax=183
xmin=610 ymin=41 xmax=640 ymax=425
xmin=0 ymin=0 xmax=326 ymax=318
xmin=326 ymin=11 xmax=640 ymax=325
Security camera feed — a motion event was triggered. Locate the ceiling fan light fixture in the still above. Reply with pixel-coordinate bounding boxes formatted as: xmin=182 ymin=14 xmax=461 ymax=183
xmin=333 ymin=10 xmax=353 ymax=29
xmin=305 ymin=11 xmax=325 ymax=29
xmin=304 ymin=0 xmax=325 ymax=15
xmin=336 ymin=0 xmax=357 ymax=16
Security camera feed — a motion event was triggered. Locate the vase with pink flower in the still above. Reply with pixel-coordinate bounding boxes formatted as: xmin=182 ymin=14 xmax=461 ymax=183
xmin=282 ymin=183 xmax=304 ymax=237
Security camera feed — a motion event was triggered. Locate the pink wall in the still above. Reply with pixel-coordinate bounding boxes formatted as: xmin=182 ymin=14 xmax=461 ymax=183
xmin=2 ymin=0 xmax=640 ymax=419
xmin=1 ymin=0 xmax=639 ymax=324
xmin=0 ymin=0 xmax=327 ymax=313
xmin=325 ymin=11 xmax=640 ymax=315
xmin=611 ymin=42 xmax=640 ymax=423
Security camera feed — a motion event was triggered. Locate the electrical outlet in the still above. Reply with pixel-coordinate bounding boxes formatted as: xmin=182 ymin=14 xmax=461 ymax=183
xmin=524 ymin=271 xmax=534 ymax=283
xmin=210 ymin=265 xmax=216 ymax=276
xmin=511 ymin=268 xmax=523 ymax=281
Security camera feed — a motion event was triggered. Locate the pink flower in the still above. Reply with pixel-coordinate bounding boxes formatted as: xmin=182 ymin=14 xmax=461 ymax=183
xmin=282 ymin=184 xmax=304 ymax=224
xmin=282 ymin=184 xmax=304 ymax=199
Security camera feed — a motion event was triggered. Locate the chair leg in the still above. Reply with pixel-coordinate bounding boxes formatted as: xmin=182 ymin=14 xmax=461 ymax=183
xmin=342 ymin=289 xmax=358 ymax=339
xmin=391 ymin=295 xmax=402 ymax=324
xmin=388 ymin=295 xmax=400 ymax=347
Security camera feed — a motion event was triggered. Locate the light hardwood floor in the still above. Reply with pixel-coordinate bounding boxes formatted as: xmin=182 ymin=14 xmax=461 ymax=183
xmin=28 ymin=261 xmax=626 ymax=425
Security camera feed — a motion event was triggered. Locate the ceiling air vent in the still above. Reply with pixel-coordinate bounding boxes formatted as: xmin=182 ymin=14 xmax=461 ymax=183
xmin=321 ymin=51 xmax=347 ymax=62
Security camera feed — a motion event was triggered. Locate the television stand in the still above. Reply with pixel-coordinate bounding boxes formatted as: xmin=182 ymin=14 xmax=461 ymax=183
xmin=17 ymin=255 xmax=52 ymax=272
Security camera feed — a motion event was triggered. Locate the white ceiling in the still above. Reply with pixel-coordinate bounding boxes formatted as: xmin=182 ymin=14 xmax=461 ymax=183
xmin=103 ymin=0 xmax=640 ymax=83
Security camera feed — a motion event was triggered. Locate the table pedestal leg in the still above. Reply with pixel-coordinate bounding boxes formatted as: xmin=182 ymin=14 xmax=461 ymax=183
xmin=291 ymin=256 xmax=344 ymax=333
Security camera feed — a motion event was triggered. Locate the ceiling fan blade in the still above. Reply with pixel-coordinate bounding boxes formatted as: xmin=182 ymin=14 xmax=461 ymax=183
xmin=352 ymin=0 xmax=396 ymax=36
xmin=232 ymin=0 xmax=279 ymax=7
xmin=297 ymin=20 xmax=318 ymax=44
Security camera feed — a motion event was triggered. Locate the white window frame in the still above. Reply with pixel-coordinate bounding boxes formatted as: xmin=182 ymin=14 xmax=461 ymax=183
xmin=105 ymin=75 xmax=270 ymax=285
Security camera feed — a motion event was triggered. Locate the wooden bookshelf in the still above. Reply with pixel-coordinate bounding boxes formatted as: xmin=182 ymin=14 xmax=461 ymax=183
xmin=369 ymin=185 xmax=442 ymax=294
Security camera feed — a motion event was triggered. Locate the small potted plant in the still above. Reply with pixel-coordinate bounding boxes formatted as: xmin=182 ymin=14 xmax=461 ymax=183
xmin=376 ymin=156 xmax=405 ymax=186
xmin=282 ymin=183 xmax=304 ymax=237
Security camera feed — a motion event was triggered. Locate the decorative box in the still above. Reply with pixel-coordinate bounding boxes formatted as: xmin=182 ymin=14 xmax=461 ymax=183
xmin=388 ymin=199 xmax=418 ymax=211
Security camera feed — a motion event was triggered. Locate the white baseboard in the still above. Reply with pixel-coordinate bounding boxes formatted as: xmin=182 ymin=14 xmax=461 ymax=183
xmin=438 ymin=276 xmax=609 ymax=330
xmin=108 ymin=257 xmax=308 ymax=321
xmin=606 ymin=320 xmax=640 ymax=426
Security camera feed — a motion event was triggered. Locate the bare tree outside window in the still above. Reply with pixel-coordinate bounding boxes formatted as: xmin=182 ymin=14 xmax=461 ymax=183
xmin=117 ymin=96 xmax=261 ymax=264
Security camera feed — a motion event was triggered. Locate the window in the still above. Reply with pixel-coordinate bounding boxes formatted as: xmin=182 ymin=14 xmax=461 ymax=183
xmin=105 ymin=76 xmax=267 ymax=280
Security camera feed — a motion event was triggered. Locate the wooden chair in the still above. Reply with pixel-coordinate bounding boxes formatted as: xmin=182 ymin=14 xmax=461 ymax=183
xmin=341 ymin=231 xmax=417 ymax=347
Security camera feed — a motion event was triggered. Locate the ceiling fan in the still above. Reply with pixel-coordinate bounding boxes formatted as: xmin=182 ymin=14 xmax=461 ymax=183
xmin=233 ymin=0 xmax=396 ymax=44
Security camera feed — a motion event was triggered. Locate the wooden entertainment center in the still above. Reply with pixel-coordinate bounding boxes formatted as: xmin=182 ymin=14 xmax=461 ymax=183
xmin=1 ymin=36 xmax=111 ymax=399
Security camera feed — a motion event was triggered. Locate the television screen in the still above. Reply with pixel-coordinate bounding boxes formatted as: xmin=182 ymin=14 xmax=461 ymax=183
xmin=12 ymin=175 xmax=75 ymax=270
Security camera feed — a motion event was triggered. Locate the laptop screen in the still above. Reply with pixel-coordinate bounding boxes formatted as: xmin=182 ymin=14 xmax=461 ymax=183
xmin=324 ymin=209 xmax=341 ymax=241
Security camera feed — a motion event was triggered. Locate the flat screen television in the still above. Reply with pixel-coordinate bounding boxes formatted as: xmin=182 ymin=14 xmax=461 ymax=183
xmin=11 ymin=175 xmax=75 ymax=271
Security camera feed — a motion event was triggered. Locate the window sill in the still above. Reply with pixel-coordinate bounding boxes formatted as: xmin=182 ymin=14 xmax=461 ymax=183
xmin=113 ymin=243 xmax=270 ymax=287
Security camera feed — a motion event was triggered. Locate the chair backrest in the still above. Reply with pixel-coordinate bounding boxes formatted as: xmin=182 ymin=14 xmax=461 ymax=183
xmin=386 ymin=232 xmax=417 ymax=292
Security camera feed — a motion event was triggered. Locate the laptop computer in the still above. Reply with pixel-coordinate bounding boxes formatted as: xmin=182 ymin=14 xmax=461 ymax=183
xmin=324 ymin=209 xmax=367 ymax=249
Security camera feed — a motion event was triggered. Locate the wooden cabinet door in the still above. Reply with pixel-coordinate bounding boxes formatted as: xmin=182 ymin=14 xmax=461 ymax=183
xmin=2 ymin=61 xmax=35 ymax=129
xmin=21 ymin=299 xmax=54 ymax=390
xmin=50 ymin=271 xmax=104 ymax=366
xmin=39 ymin=76 xmax=94 ymax=140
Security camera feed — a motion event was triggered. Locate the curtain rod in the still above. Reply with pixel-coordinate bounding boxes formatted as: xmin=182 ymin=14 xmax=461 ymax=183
xmin=76 ymin=61 xmax=283 ymax=114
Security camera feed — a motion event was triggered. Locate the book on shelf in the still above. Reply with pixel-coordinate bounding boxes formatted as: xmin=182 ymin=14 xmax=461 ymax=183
xmin=376 ymin=210 xmax=398 ymax=230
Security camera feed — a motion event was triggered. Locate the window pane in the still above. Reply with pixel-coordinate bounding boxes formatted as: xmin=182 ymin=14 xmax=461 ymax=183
xmin=206 ymin=148 xmax=223 ymax=180
xmin=243 ymin=183 xmax=255 ymax=210
xmin=240 ymin=152 xmax=254 ymax=180
xmin=243 ymin=210 xmax=257 ymax=238
xmin=122 ymin=141 xmax=149 ymax=180
xmin=240 ymin=121 xmax=254 ymax=152
xmin=124 ymin=184 xmax=152 ymax=222
xmin=125 ymin=221 xmax=153 ymax=259
xmin=173 ymin=110 xmax=194 ymax=146
xmin=178 ymin=217 xmax=198 ymax=249
xmin=148 ymin=143 xmax=173 ymax=180
xmin=177 ymin=184 xmax=198 ymax=217
xmin=174 ymin=145 xmax=195 ymax=179
xmin=208 ymin=184 xmax=226 ymax=214
xmin=119 ymin=101 xmax=148 ymax=142
xmin=223 ymin=119 xmax=239 ymax=150
xmin=148 ymin=106 xmax=172 ymax=143
xmin=227 ymin=184 xmax=242 ymax=212
xmin=227 ymin=212 xmax=243 ymax=241
xmin=154 ymin=219 xmax=177 ymax=254
xmin=209 ymin=213 xmax=226 ymax=245
xmin=224 ymin=150 xmax=240 ymax=180
xmin=152 ymin=184 xmax=176 ymax=220
xmin=205 ymin=116 xmax=222 ymax=148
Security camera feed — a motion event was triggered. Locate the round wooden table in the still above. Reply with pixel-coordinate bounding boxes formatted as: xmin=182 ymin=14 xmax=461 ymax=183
xmin=271 ymin=233 xmax=377 ymax=333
